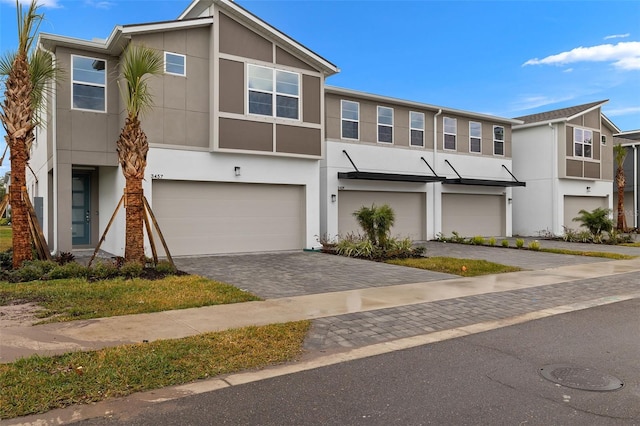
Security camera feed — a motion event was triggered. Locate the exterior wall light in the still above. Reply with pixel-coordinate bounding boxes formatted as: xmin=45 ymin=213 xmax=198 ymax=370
xmin=331 ymin=194 xmax=337 ymax=202
xmin=234 ymin=166 xmax=241 ymax=177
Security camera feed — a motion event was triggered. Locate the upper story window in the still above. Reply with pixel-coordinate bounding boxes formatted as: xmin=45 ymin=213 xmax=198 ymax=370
xmin=410 ymin=111 xmax=425 ymax=147
xmin=377 ymin=106 xmax=393 ymax=143
xmin=443 ymin=117 xmax=456 ymax=150
xmin=165 ymin=52 xmax=186 ymax=76
xmin=469 ymin=121 xmax=482 ymax=153
xmin=494 ymin=126 xmax=505 ymax=156
xmin=247 ymin=64 xmax=299 ymax=120
xmin=72 ymin=55 xmax=106 ymax=112
xmin=574 ymin=128 xmax=593 ymax=158
xmin=341 ymin=100 xmax=359 ymax=140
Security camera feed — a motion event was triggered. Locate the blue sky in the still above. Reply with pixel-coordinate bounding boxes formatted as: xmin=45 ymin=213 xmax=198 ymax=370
xmin=1 ymin=0 xmax=639 ymax=176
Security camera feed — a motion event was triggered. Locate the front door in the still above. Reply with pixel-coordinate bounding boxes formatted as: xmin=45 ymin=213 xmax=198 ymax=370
xmin=72 ymin=173 xmax=91 ymax=245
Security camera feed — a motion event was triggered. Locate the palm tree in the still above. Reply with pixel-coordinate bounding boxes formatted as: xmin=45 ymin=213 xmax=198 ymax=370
xmin=0 ymin=1 xmax=55 ymax=268
xmin=614 ymin=144 xmax=628 ymax=231
xmin=116 ymin=44 xmax=163 ymax=263
xmin=353 ymin=204 xmax=395 ymax=248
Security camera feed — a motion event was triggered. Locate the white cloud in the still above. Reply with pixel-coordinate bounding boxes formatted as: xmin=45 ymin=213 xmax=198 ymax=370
xmin=563 ymin=68 xmax=573 ymax=73
xmin=511 ymin=95 xmax=576 ymax=112
xmin=1 ymin=0 xmax=62 ymax=7
xmin=604 ymin=106 xmax=640 ymax=117
xmin=604 ymin=33 xmax=630 ymax=40
xmin=84 ymin=0 xmax=115 ymax=9
xmin=523 ymin=41 xmax=640 ymax=71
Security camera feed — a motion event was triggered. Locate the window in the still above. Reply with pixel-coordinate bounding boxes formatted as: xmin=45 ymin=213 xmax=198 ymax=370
xmin=341 ymin=100 xmax=359 ymax=140
xmin=72 ymin=55 xmax=106 ymax=112
xmin=574 ymin=128 xmax=593 ymax=158
xmin=165 ymin=52 xmax=186 ymax=76
xmin=601 ymin=135 xmax=607 ymax=145
xmin=444 ymin=117 xmax=456 ymax=150
xmin=247 ymin=64 xmax=299 ymax=120
xmin=410 ymin=111 xmax=425 ymax=147
xmin=494 ymin=126 xmax=505 ymax=156
xmin=378 ymin=106 xmax=393 ymax=143
xmin=469 ymin=121 xmax=482 ymax=153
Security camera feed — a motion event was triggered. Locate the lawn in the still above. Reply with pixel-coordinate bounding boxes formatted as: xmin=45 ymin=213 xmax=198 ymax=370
xmin=0 ymin=275 xmax=260 ymax=323
xmin=0 ymin=321 xmax=310 ymax=419
xmin=388 ymin=256 xmax=522 ymax=277
xmin=0 ymin=226 xmax=11 ymax=252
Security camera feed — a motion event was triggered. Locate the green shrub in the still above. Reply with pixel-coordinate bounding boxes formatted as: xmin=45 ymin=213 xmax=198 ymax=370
xmin=0 ymin=249 xmax=13 ymax=270
xmin=488 ymin=237 xmax=496 ymax=246
xmin=54 ymin=251 xmax=75 ymax=265
xmin=48 ymin=262 xmax=88 ymax=279
xmin=470 ymin=235 xmax=485 ymax=245
xmin=528 ymin=240 xmax=541 ymax=251
xmin=11 ymin=263 xmax=44 ymax=282
xmin=450 ymin=231 xmax=466 ymax=243
xmin=573 ymin=207 xmax=613 ymax=240
xmin=0 ymin=218 xmax=8 ymax=226
xmin=120 ymin=261 xmax=144 ymax=278
xmin=501 ymin=239 xmax=509 ymax=248
xmin=155 ymin=260 xmax=177 ymax=274
xmin=515 ymin=238 xmax=525 ymax=249
xmin=336 ymin=238 xmax=374 ymax=258
xmin=353 ymin=204 xmax=395 ymax=248
xmin=90 ymin=260 xmax=120 ymax=279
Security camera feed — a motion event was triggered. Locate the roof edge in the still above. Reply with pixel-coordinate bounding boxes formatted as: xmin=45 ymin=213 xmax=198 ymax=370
xmin=326 ymin=86 xmax=523 ymax=125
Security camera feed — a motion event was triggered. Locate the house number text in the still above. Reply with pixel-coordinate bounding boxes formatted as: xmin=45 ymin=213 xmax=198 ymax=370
xmin=151 ymin=174 xmax=164 ymax=179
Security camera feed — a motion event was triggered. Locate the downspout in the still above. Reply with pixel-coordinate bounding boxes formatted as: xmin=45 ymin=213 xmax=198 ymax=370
xmin=549 ymin=122 xmax=558 ymax=234
xmin=40 ymin=44 xmax=57 ymax=253
xmin=631 ymin=144 xmax=637 ymax=228
xmin=432 ymin=109 xmax=442 ymax=238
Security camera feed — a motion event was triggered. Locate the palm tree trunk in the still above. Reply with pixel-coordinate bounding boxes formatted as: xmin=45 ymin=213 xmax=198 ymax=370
xmin=617 ymin=168 xmax=626 ymax=231
xmin=117 ymin=114 xmax=148 ymax=263
xmin=2 ymin=52 xmax=34 ymax=268
xmin=124 ymin=176 xmax=145 ymax=263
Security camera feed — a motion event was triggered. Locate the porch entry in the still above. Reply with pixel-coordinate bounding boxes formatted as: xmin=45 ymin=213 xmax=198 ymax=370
xmin=72 ymin=173 xmax=91 ymax=245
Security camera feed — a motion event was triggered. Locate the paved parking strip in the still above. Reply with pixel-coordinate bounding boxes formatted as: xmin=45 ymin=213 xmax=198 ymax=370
xmin=176 ymin=252 xmax=457 ymax=299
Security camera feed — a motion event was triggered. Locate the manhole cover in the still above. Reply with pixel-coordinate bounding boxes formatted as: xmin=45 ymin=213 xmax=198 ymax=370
xmin=539 ymin=364 xmax=624 ymax=392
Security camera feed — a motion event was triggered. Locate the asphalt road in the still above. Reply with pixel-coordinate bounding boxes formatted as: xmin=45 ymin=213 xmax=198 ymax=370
xmin=77 ymin=298 xmax=640 ymax=426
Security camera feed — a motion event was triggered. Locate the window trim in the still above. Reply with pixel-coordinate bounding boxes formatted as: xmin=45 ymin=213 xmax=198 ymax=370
xmin=71 ymin=54 xmax=106 ymax=113
xmin=341 ymin=100 xmax=360 ymax=140
xmin=443 ymin=117 xmax=457 ymax=151
xmin=247 ymin=64 xmax=300 ymax=121
xmin=469 ymin=121 xmax=482 ymax=154
xmin=164 ymin=52 xmax=186 ymax=76
xmin=409 ymin=111 xmax=425 ymax=147
xmin=377 ymin=106 xmax=394 ymax=144
xmin=493 ymin=125 xmax=505 ymax=156
xmin=573 ymin=127 xmax=593 ymax=159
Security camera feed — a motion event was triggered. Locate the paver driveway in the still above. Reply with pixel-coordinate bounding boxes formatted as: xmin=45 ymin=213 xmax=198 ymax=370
xmin=173 ymin=241 xmax=615 ymax=299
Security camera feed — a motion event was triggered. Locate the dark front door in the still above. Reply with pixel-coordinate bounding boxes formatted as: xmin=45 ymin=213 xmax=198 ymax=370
xmin=72 ymin=173 xmax=91 ymax=245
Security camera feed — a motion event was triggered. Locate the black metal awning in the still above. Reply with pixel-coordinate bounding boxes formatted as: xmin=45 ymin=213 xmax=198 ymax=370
xmin=443 ymin=161 xmax=526 ymax=187
xmin=338 ymin=151 xmax=446 ymax=183
xmin=338 ymin=171 xmax=445 ymax=183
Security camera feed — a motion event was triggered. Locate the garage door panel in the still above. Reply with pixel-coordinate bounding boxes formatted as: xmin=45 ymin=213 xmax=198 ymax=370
xmin=338 ymin=191 xmax=425 ymax=240
xmin=442 ymin=194 xmax=504 ymax=237
xmin=563 ymin=196 xmax=607 ymax=230
xmin=152 ymin=181 xmax=304 ymax=255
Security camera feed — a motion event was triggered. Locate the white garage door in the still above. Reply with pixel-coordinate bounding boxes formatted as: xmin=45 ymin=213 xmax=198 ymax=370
xmin=338 ymin=191 xmax=425 ymax=240
xmin=442 ymin=194 xmax=504 ymax=237
xmin=564 ymin=196 xmax=608 ymax=231
xmin=152 ymin=181 xmax=304 ymax=255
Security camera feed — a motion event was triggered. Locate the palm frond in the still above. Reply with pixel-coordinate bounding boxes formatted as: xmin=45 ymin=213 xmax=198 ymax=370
xmin=16 ymin=0 xmax=44 ymax=56
xmin=119 ymin=44 xmax=163 ymax=117
xmin=29 ymin=49 xmax=60 ymax=124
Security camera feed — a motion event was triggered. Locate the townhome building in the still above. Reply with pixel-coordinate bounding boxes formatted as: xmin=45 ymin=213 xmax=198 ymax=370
xmin=322 ymin=87 xmax=524 ymax=242
xmin=612 ymin=130 xmax=640 ymax=229
xmin=511 ymin=101 xmax=618 ymax=237
xmin=30 ymin=0 xmax=531 ymax=257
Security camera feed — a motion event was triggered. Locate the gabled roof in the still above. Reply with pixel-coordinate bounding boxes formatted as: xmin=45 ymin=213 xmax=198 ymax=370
xmin=179 ymin=0 xmax=339 ymax=76
xmin=39 ymin=17 xmax=214 ymax=56
xmin=514 ymin=100 xmax=608 ymax=126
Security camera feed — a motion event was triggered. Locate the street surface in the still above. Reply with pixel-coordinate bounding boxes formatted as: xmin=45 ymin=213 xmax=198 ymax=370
xmin=76 ymin=298 xmax=640 ymax=426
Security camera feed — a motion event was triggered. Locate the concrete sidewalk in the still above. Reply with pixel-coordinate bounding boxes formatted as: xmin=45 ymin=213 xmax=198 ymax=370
xmin=2 ymin=255 xmax=640 ymax=363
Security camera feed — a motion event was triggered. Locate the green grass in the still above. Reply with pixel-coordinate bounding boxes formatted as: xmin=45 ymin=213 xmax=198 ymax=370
xmin=621 ymin=242 xmax=640 ymax=247
xmin=538 ymin=248 xmax=634 ymax=259
xmin=0 ymin=321 xmax=310 ymax=419
xmin=0 ymin=226 xmax=11 ymax=252
xmin=0 ymin=275 xmax=261 ymax=323
xmin=387 ymin=257 xmax=522 ymax=277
